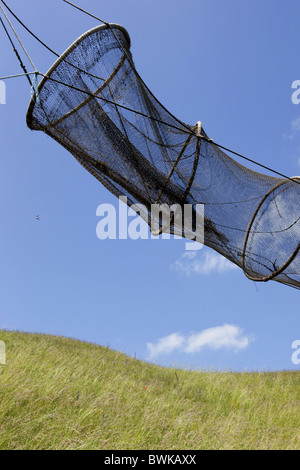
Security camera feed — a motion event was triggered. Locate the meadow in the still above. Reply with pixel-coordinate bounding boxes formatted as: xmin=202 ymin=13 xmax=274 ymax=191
xmin=0 ymin=330 xmax=299 ymax=450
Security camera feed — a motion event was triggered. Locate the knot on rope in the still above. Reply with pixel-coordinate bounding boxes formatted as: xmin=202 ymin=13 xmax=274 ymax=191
xmin=31 ymin=72 xmax=40 ymax=103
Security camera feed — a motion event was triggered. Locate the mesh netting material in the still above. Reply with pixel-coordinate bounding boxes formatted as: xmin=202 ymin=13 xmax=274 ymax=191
xmin=26 ymin=24 xmax=300 ymax=289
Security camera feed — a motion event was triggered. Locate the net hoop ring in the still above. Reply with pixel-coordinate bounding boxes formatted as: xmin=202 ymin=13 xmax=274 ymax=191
xmin=26 ymin=23 xmax=131 ymax=128
xmin=241 ymin=176 xmax=300 ymax=282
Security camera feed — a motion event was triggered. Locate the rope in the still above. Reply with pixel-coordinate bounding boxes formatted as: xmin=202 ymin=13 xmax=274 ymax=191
xmin=1 ymin=0 xmax=299 ymax=187
xmin=0 ymin=71 xmax=37 ymax=80
xmin=40 ymin=72 xmax=300 ymax=187
xmin=0 ymin=5 xmax=37 ymax=72
xmin=0 ymin=15 xmax=32 ymax=86
xmin=204 ymin=139 xmax=300 ymax=185
xmin=0 ymin=1 xmax=108 ymax=83
xmin=0 ymin=9 xmax=40 ymax=99
xmin=59 ymin=1 xmax=300 ymax=188
xmin=39 ymin=73 xmax=190 ymax=133
xmin=0 ymin=0 xmax=60 ymax=58
xmin=62 ymin=0 xmax=109 ymax=25
xmin=30 ymin=72 xmax=40 ymax=103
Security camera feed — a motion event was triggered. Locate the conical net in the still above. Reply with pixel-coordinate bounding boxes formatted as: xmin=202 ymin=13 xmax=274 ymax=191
xmin=26 ymin=24 xmax=300 ymax=289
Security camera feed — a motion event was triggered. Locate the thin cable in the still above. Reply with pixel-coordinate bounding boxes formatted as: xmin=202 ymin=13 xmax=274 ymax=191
xmin=40 ymin=72 xmax=191 ymax=133
xmin=0 ymin=15 xmax=32 ymax=85
xmin=62 ymin=0 xmax=138 ymax=77
xmin=61 ymin=0 xmax=295 ymax=184
xmin=203 ymin=138 xmax=300 ymax=185
xmin=0 ymin=4 xmax=37 ymax=71
xmin=0 ymin=1 xmax=108 ymax=83
xmin=3 ymin=0 xmax=191 ymax=137
xmin=0 ymin=71 xmax=37 ymax=80
xmin=0 ymin=0 xmax=59 ymax=57
xmin=39 ymin=72 xmax=300 ymax=186
xmin=60 ymin=0 xmax=193 ymax=135
xmin=3 ymin=0 xmax=298 ymax=186
xmin=62 ymin=0 xmax=109 ymax=25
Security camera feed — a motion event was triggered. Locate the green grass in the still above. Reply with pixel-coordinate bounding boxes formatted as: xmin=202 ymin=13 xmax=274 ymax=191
xmin=0 ymin=330 xmax=299 ymax=450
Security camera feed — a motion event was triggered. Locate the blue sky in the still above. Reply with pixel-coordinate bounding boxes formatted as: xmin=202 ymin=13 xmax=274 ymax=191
xmin=0 ymin=0 xmax=299 ymax=371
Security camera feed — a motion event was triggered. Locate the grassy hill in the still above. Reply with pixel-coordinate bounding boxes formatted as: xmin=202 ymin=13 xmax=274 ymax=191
xmin=0 ymin=330 xmax=299 ymax=450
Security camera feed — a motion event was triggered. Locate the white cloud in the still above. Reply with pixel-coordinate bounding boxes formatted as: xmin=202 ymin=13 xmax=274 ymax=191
xmin=147 ymin=325 xmax=251 ymax=359
xmin=147 ymin=333 xmax=184 ymax=359
xmin=184 ymin=325 xmax=250 ymax=353
xmin=170 ymin=250 xmax=238 ymax=276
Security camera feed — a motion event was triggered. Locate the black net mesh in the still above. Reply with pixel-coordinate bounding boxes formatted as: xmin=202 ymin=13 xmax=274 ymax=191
xmin=26 ymin=24 xmax=300 ymax=289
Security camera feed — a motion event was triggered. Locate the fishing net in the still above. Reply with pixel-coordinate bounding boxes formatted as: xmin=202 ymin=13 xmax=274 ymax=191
xmin=26 ymin=24 xmax=300 ymax=289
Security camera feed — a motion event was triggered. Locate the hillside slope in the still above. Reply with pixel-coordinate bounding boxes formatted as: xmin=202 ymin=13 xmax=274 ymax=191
xmin=0 ymin=330 xmax=299 ymax=450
